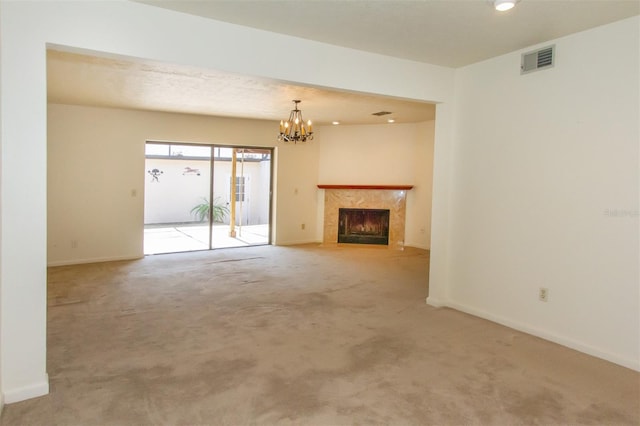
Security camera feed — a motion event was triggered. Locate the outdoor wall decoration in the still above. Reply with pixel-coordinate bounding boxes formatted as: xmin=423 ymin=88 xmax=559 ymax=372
xmin=182 ymin=167 xmax=201 ymax=176
xmin=148 ymin=168 xmax=164 ymax=182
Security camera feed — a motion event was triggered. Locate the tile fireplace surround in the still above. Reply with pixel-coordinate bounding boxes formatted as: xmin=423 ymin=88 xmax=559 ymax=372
xmin=318 ymin=185 xmax=413 ymax=250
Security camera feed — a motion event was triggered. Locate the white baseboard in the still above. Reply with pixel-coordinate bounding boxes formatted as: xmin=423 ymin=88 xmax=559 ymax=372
xmin=275 ymin=239 xmax=321 ymax=246
xmin=404 ymin=242 xmax=431 ymax=250
xmin=444 ymin=300 xmax=640 ymax=372
xmin=3 ymin=375 xmax=49 ymax=403
xmin=426 ymin=296 xmax=446 ymax=307
xmin=47 ymin=254 xmax=143 ymax=267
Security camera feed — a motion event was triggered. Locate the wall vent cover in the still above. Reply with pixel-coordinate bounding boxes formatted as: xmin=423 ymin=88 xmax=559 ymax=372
xmin=521 ymin=45 xmax=555 ymax=74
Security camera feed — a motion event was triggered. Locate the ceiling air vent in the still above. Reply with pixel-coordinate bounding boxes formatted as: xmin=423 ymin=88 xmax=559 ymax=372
xmin=521 ymin=45 xmax=555 ymax=75
xmin=372 ymin=111 xmax=392 ymax=116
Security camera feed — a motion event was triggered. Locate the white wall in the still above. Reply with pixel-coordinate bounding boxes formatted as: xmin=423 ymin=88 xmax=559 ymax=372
xmin=318 ymin=123 xmax=420 ymax=185
xmin=317 ymin=122 xmax=435 ymax=249
xmin=443 ymin=17 xmax=639 ymax=370
xmin=1 ymin=0 xmax=454 ymax=402
xmin=0 ymin=2 xmax=49 ymax=404
xmin=406 ymin=121 xmax=435 ymax=250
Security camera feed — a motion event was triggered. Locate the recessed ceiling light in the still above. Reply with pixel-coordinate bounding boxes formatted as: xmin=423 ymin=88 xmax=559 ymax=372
xmin=332 ymin=121 xmax=340 ymax=125
xmin=387 ymin=119 xmax=395 ymax=123
xmin=494 ymin=0 xmax=516 ymax=11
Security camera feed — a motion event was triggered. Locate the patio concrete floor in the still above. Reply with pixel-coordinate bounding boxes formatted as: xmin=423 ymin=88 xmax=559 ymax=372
xmin=144 ymin=223 xmax=269 ymax=255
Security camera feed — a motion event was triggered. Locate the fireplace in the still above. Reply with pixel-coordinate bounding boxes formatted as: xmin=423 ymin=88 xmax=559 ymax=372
xmin=338 ymin=208 xmax=390 ymax=245
xmin=318 ymin=184 xmax=413 ymax=250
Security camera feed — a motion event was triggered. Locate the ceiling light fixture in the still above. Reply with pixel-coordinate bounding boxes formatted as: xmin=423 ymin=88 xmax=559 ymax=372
xmin=494 ymin=0 xmax=516 ymax=11
xmin=278 ymin=100 xmax=313 ymax=143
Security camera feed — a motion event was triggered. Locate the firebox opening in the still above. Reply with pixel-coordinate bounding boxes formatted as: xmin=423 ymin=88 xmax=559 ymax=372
xmin=338 ymin=208 xmax=390 ymax=245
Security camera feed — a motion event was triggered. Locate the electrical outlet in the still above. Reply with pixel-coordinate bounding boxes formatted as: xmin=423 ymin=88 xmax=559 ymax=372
xmin=539 ymin=287 xmax=549 ymax=302
xmin=301 ymin=223 xmax=306 ymax=230
xmin=71 ymin=240 xmax=78 ymax=249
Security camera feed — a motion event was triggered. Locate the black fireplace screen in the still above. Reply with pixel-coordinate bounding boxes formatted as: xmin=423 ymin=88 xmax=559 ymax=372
xmin=338 ymin=208 xmax=390 ymax=245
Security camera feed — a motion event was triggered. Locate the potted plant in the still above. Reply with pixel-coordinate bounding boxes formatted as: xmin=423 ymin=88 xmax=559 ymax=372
xmin=190 ymin=197 xmax=230 ymax=223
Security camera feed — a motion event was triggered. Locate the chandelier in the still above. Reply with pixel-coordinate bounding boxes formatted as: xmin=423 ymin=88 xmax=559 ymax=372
xmin=278 ymin=100 xmax=313 ymax=143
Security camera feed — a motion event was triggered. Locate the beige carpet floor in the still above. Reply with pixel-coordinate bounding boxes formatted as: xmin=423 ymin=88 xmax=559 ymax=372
xmin=1 ymin=244 xmax=638 ymax=425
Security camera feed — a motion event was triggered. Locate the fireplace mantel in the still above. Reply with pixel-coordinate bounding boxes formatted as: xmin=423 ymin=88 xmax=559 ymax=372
xmin=317 ymin=184 xmax=413 ymax=190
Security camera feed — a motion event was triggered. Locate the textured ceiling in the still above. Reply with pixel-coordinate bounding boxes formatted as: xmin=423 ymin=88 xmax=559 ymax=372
xmin=47 ymin=50 xmax=435 ymax=125
xmin=48 ymin=1 xmax=639 ymax=125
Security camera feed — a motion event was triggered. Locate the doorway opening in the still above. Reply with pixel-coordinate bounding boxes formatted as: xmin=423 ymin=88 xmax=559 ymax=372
xmin=143 ymin=142 xmax=272 ymax=254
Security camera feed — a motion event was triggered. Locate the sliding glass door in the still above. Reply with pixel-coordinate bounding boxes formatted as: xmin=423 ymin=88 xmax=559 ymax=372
xmin=144 ymin=142 xmax=272 ymax=254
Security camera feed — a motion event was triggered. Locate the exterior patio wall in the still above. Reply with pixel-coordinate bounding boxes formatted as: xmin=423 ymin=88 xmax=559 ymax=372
xmin=144 ymin=158 xmax=270 ymax=226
